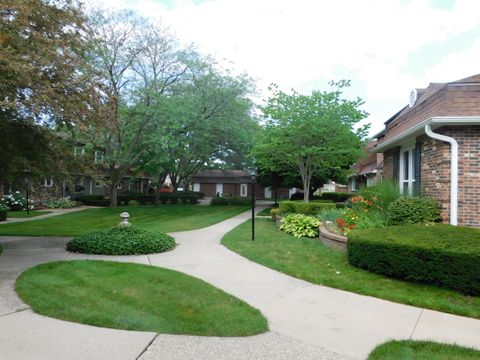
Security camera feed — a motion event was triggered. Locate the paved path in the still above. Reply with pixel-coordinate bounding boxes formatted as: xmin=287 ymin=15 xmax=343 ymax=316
xmin=0 ymin=206 xmax=94 ymax=224
xmin=1 ymin=209 xmax=479 ymax=360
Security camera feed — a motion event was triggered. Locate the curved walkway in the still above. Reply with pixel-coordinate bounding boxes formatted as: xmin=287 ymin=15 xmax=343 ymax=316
xmin=1 ymin=209 xmax=479 ymax=360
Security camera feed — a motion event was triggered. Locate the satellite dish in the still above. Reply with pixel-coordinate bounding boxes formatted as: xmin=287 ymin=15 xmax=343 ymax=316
xmin=409 ymin=89 xmax=417 ymax=108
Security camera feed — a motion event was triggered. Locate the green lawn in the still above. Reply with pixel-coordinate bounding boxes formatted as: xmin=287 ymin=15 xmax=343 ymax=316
xmin=0 ymin=205 xmax=248 ymax=236
xmin=7 ymin=210 xmax=52 ymax=218
xmin=222 ymin=219 xmax=480 ymax=319
xmin=16 ymin=260 xmax=268 ymax=336
xmin=368 ymin=340 xmax=480 ymax=360
xmin=257 ymin=208 xmax=273 ymax=216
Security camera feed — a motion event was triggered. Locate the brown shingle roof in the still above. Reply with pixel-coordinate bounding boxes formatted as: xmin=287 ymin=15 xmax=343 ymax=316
xmin=376 ymin=74 xmax=480 ymax=148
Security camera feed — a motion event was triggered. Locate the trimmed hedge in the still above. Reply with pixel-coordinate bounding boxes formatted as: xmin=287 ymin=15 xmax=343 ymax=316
xmin=0 ymin=209 xmax=7 ymax=222
xmin=388 ymin=196 xmax=440 ymax=225
xmin=279 ymin=200 xmax=335 ymax=216
xmin=137 ymin=193 xmax=199 ymax=205
xmin=320 ymin=192 xmax=352 ymax=202
xmin=210 ymin=196 xmax=251 ymax=206
xmin=347 ymin=224 xmax=480 ymax=295
xmin=66 ymin=226 xmax=176 ymax=255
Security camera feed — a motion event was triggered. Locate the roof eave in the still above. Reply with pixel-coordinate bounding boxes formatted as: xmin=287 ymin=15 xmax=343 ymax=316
xmin=372 ymin=116 xmax=480 ymax=153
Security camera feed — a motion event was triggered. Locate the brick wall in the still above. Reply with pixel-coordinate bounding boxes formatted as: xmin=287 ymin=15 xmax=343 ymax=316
xmin=382 ymin=147 xmax=398 ymax=181
xmin=383 ymin=126 xmax=480 ymax=227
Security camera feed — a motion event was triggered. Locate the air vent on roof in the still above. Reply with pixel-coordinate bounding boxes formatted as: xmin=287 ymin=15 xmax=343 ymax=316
xmin=409 ymin=89 xmax=417 ymax=108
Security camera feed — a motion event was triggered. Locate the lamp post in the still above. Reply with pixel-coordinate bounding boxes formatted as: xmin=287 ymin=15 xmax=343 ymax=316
xmin=24 ymin=177 xmax=30 ymax=215
xmin=250 ymin=170 xmax=257 ymax=241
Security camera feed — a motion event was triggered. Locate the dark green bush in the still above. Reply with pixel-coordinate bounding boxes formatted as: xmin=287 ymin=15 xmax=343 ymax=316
xmin=347 ymin=224 xmax=480 ymax=295
xmin=320 ymin=192 xmax=353 ymax=202
xmin=67 ymin=226 xmax=176 ymax=255
xmin=0 ymin=209 xmax=7 ymax=222
xmin=388 ymin=197 xmax=440 ymax=225
xmin=279 ymin=200 xmax=335 ymax=216
xmin=210 ymin=196 xmax=251 ymax=206
xmin=80 ymin=195 xmax=104 ymax=201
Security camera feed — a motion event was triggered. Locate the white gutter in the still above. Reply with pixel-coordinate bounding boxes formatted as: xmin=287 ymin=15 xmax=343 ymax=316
xmin=424 ymin=124 xmax=458 ymax=226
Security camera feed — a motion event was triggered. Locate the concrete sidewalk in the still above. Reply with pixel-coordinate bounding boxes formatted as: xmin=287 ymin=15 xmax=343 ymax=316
xmin=0 ymin=209 xmax=479 ymax=359
xmin=0 ymin=206 xmax=93 ymax=224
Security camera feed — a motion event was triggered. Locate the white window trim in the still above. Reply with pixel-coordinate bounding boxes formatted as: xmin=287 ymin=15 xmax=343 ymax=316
xmin=399 ymin=143 xmax=416 ymax=195
xmin=240 ymin=183 xmax=248 ymax=197
xmin=94 ymin=150 xmax=104 ymax=164
xmin=116 ymin=183 xmax=123 ymax=190
xmin=95 ymin=180 xmax=103 ymax=188
xmin=74 ymin=146 xmax=85 ymax=156
xmin=43 ymin=178 xmax=53 ymax=187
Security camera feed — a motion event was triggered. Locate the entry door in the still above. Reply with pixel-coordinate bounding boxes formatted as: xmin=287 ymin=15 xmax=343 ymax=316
xmin=216 ymin=183 xmax=223 ymax=196
xmin=240 ymin=183 xmax=248 ymax=197
xmin=264 ymin=187 xmax=272 ymax=199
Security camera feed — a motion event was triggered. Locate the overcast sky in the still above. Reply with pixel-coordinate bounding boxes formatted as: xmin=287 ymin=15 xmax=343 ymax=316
xmin=92 ymin=0 xmax=480 ymax=136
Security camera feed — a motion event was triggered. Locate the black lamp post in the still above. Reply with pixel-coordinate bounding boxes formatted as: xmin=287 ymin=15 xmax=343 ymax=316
xmin=24 ymin=177 xmax=30 ymax=215
xmin=250 ymin=170 xmax=257 ymax=241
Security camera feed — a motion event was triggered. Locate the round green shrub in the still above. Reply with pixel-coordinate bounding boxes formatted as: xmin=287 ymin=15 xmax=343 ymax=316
xmin=66 ymin=226 xmax=176 ymax=255
xmin=388 ymin=197 xmax=440 ymax=225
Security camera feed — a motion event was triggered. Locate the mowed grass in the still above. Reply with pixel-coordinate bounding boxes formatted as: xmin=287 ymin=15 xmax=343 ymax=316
xmin=256 ymin=208 xmax=273 ymax=216
xmin=7 ymin=210 xmax=52 ymax=218
xmin=367 ymin=340 xmax=480 ymax=360
xmin=0 ymin=205 xmax=248 ymax=236
xmin=222 ymin=219 xmax=480 ymax=319
xmin=16 ymin=260 xmax=268 ymax=336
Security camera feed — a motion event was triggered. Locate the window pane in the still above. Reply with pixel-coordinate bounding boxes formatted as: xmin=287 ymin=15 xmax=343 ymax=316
xmin=403 ymin=151 xmax=409 ymax=179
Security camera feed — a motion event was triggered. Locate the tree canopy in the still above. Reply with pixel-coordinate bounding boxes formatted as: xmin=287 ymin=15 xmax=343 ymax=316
xmin=254 ymin=81 xmax=369 ymax=201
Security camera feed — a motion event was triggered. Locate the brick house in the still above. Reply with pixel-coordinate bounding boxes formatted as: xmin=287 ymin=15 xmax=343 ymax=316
xmin=373 ymin=74 xmax=480 ymax=226
xmin=191 ymin=170 xmax=291 ymax=199
xmin=348 ymin=141 xmax=384 ymax=192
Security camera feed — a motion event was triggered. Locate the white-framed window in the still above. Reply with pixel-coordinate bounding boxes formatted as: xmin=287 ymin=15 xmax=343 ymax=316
xmin=73 ymin=146 xmax=85 ymax=156
xmin=94 ymin=150 xmax=104 ymax=164
xmin=240 ymin=183 xmax=248 ymax=197
xmin=216 ymin=183 xmax=223 ymax=196
xmin=116 ymin=183 xmax=123 ymax=190
xmin=399 ymin=144 xmax=416 ymax=195
xmin=43 ymin=178 xmax=53 ymax=187
xmin=193 ymin=183 xmax=200 ymax=192
xmin=350 ymin=177 xmax=356 ymax=192
xmin=95 ymin=179 xmax=103 ymax=188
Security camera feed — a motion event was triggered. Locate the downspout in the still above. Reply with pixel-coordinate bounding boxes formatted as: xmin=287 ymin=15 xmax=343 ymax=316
xmin=424 ymin=124 xmax=458 ymax=226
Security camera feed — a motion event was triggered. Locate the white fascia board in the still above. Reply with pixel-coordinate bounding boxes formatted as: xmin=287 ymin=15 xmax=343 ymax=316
xmin=371 ymin=116 xmax=480 ymax=153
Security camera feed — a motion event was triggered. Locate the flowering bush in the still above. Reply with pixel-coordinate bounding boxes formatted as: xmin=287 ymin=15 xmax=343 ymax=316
xmin=1 ymin=192 xmax=33 ymax=211
xmin=46 ymin=198 xmax=77 ymax=209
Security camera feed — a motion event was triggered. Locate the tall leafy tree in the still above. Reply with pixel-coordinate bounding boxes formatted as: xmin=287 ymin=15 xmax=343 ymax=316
xmin=85 ymin=9 xmax=188 ymax=206
xmin=0 ymin=0 xmax=95 ymax=192
xmin=141 ymin=64 xmax=257 ymax=194
xmin=254 ymin=81 xmax=369 ymax=202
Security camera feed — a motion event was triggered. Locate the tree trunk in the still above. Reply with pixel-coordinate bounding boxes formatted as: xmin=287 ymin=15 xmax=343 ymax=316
xmin=154 ymin=174 xmax=167 ymax=205
xmin=302 ymin=174 xmax=311 ymax=202
xmin=109 ymin=185 xmax=118 ymax=208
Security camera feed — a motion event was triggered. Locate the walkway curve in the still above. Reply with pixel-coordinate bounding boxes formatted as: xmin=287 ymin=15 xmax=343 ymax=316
xmin=1 ymin=209 xmax=479 ymax=360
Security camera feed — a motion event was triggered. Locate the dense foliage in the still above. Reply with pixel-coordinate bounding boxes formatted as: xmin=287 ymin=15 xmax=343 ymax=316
xmin=46 ymin=198 xmax=77 ymax=209
xmin=388 ymin=197 xmax=441 ymax=225
xmin=348 ymin=224 xmax=480 ymax=295
xmin=279 ymin=200 xmax=335 ymax=216
xmin=67 ymin=226 xmax=176 ymax=255
xmin=280 ymin=214 xmax=320 ymax=238
xmin=210 ymin=196 xmax=251 ymax=206
xmin=254 ymin=81 xmax=368 ymax=202
xmin=319 ymin=192 xmax=353 ymax=202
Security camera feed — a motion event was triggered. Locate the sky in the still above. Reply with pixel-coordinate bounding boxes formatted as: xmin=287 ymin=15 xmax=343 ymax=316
xmin=90 ymin=0 xmax=480 ymax=136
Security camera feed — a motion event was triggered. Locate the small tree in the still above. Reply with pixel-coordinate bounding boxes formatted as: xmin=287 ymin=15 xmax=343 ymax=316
xmin=254 ymin=81 xmax=369 ymax=202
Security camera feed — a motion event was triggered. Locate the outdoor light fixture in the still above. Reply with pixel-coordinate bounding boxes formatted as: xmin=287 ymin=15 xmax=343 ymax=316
xmin=250 ymin=169 xmax=257 ymax=241
xmin=24 ymin=177 xmax=30 ymax=215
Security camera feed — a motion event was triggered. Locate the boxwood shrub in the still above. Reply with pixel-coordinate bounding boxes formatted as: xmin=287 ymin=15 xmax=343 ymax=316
xmin=0 ymin=209 xmax=7 ymax=222
xmin=388 ymin=196 xmax=440 ymax=225
xmin=210 ymin=196 xmax=251 ymax=206
xmin=347 ymin=224 xmax=480 ymax=295
xmin=279 ymin=200 xmax=335 ymax=216
xmin=67 ymin=226 xmax=176 ymax=255
xmin=320 ymin=192 xmax=353 ymax=203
